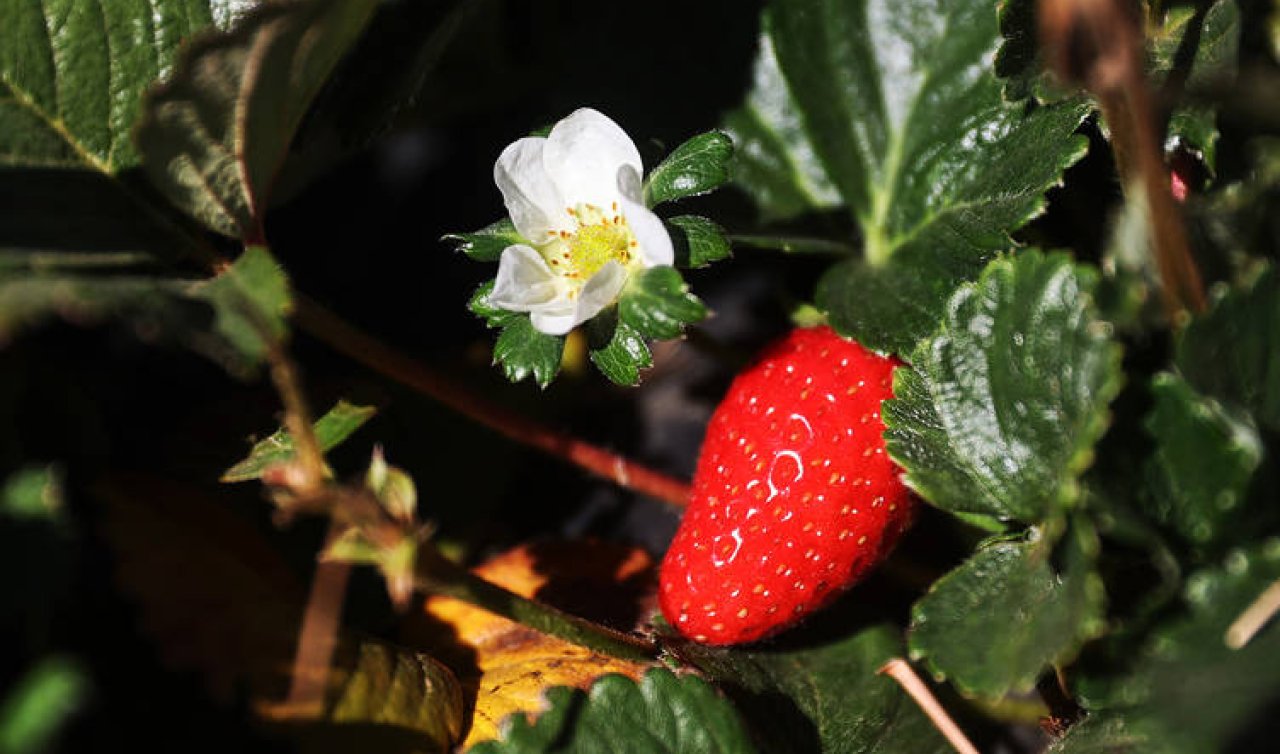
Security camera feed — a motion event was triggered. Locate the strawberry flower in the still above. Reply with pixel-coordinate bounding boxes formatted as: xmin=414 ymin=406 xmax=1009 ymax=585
xmin=488 ymin=108 xmax=674 ymax=335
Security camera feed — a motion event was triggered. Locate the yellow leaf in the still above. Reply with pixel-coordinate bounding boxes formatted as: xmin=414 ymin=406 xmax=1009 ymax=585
xmin=410 ymin=541 xmax=656 ymax=748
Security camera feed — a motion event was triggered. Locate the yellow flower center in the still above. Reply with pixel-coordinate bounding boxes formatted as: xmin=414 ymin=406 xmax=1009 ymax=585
xmin=542 ymin=203 xmax=638 ymax=289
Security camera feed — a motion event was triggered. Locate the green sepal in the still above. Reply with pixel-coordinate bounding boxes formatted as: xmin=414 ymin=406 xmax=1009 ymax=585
xmin=667 ymin=215 xmax=732 ymax=269
xmin=443 ymin=218 xmax=524 ymax=263
xmin=643 ymin=131 xmax=734 ymax=207
xmin=468 ymin=280 xmax=519 ymax=328
xmin=589 ymin=321 xmax=652 ymax=387
xmin=618 ymin=266 xmax=706 ymax=340
xmin=493 ymin=315 xmax=564 ymax=389
xmin=222 ymin=399 xmax=378 ymax=483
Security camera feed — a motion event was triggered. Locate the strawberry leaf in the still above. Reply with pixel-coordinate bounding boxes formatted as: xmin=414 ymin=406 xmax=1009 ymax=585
xmin=493 ymin=316 xmax=564 ymax=389
xmin=1069 ymin=539 xmax=1280 ymax=753
xmin=740 ymin=0 xmax=1089 ymax=253
xmin=909 ymin=524 xmax=1106 ymax=698
xmin=136 ymin=0 xmax=381 ymax=239
xmin=1176 ymin=264 xmax=1280 ymax=432
xmin=467 ymin=669 xmax=756 ymax=754
xmin=667 ymin=215 xmax=732 ymax=269
xmin=444 ymin=219 xmax=524 ymax=263
xmin=884 ymin=250 xmax=1123 ymax=523
xmin=644 ymin=131 xmax=734 ymax=207
xmin=618 ymin=266 xmax=706 ymax=340
xmin=0 ymin=0 xmax=215 ymax=171
xmin=468 ymin=280 xmax=520 ymax=329
xmin=735 ymin=0 xmax=1089 ymax=355
xmin=221 ymin=400 xmax=378 ymax=482
xmin=678 ymin=624 xmax=951 ymax=754
xmin=1143 ymin=373 xmax=1262 ymax=550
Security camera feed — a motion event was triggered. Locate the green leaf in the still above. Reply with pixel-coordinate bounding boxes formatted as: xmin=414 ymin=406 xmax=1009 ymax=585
xmin=328 ymin=640 xmax=464 ymax=751
xmin=189 ymin=245 xmax=291 ymax=366
xmin=884 ymin=251 xmax=1123 ymax=523
xmin=468 ymin=669 xmax=756 ymax=754
xmin=722 ymin=30 xmax=843 ymax=222
xmin=643 ymin=131 xmax=734 ymax=207
xmin=493 ymin=316 xmax=564 ymax=388
xmin=468 ymin=280 xmax=519 ymax=329
xmin=0 ymin=466 xmax=64 ymax=522
xmin=816 ymin=242 xmax=997 ymax=356
xmin=0 ymin=0 xmax=214 ymax=171
xmin=1150 ymin=1 xmax=1240 ymax=168
xmin=761 ymin=0 xmax=1089 ymax=262
xmin=909 ymin=525 xmax=1106 ymax=698
xmin=0 ymin=657 xmax=89 ymax=754
xmin=667 ymin=215 xmax=732 ymax=269
xmin=679 ymin=624 xmax=951 ymax=754
xmin=589 ymin=321 xmax=652 ymax=386
xmin=136 ymin=0 xmax=380 ymax=238
xmin=618 ymin=266 xmax=706 ymax=340
xmin=1143 ymin=373 xmax=1262 ymax=549
xmin=1078 ymin=539 xmax=1280 ymax=753
xmin=444 ymin=218 xmax=524 ymax=263
xmin=1047 ymin=713 xmax=1162 ymax=754
xmin=1176 ymin=264 xmax=1280 ymax=432
xmin=222 ymin=399 xmax=378 ymax=482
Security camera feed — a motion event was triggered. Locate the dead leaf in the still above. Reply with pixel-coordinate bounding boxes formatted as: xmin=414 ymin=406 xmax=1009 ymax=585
xmin=96 ymin=472 xmax=463 ymax=752
xmin=407 ymin=540 xmax=657 ymax=748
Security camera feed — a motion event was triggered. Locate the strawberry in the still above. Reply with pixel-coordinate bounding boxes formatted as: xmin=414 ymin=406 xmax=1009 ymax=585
xmin=659 ymin=325 xmax=914 ymax=645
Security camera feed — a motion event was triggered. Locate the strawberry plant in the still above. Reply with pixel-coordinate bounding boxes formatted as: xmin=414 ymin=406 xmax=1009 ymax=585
xmin=2 ymin=0 xmax=1279 ymax=752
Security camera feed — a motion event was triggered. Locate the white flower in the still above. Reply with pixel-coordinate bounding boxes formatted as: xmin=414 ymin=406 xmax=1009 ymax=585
xmin=488 ymin=108 xmax=674 ymax=336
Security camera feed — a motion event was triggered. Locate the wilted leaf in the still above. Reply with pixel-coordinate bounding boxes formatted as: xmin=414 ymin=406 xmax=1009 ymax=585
xmin=222 ymin=400 xmax=377 ymax=482
xmin=136 ymin=0 xmax=380 ymax=238
xmin=96 ymin=473 xmax=462 ymax=751
xmin=909 ymin=525 xmax=1106 ymax=698
xmin=678 ymin=623 xmax=951 ymax=754
xmin=884 ymin=251 xmax=1123 ymax=523
xmin=467 ymin=669 xmax=756 ymax=754
xmin=411 ymin=542 xmax=654 ymax=749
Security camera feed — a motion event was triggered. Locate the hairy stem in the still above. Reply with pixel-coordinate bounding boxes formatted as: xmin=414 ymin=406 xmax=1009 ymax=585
xmin=415 ymin=545 xmax=658 ymax=664
xmin=292 ymin=294 xmax=692 ymax=507
xmin=282 ymin=531 xmax=350 ymax=716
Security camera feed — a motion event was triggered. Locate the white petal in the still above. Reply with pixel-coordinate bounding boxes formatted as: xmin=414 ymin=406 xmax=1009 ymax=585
xmin=530 ymin=309 xmax=579 ymax=336
xmin=620 ymin=195 xmax=674 ymax=267
xmin=494 ymin=138 xmax=567 ymax=241
xmin=489 ymin=245 xmax=565 ymax=311
xmin=544 ymin=108 xmax=642 ymax=208
xmin=529 ymin=261 xmax=627 ymax=336
xmin=576 ymin=261 xmax=628 ymax=320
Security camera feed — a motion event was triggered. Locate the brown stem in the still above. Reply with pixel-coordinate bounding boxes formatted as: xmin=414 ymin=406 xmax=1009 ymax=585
xmin=266 ymin=341 xmax=328 ymax=491
xmin=878 ymin=658 xmax=980 ymax=754
xmin=292 ymin=294 xmax=692 ymax=508
xmin=282 ymin=525 xmax=351 ymax=716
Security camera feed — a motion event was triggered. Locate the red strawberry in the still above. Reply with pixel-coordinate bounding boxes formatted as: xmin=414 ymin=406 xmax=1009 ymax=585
xmin=659 ymin=326 xmax=914 ymax=645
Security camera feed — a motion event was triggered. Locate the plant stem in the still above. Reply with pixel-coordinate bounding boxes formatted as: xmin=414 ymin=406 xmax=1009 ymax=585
xmin=878 ymin=658 xmax=979 ymax=754
xmin=728 ymin=234 xmax=858 ymax=256
xmin=415 ymin=545 xmax=658 ymax=664
xmin=1225 ymin=576 xmax=1280 ymax=649
xmin=282 ymin=527 xmax=351 ymax=716
xmin=292 ymin=294 xmax=692 ymax=507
